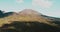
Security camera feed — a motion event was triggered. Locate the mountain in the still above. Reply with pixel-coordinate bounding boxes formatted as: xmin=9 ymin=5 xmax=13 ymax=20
xmin=0 ymin=9 xmax=60 ymax=32
xmin=19 ymin=9 xmax=42 ymax=16
xmin=0 ymin=9 xmax=60 ymax=27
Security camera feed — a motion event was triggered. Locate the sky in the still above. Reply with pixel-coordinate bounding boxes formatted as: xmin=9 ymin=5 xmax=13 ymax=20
xmin=0 ymin=0 xmax=60 ymax=18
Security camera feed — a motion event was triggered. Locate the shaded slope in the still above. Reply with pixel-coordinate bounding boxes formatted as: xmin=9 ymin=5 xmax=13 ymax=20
xmin=0 ymin=21 xmax=60 ymax=32
xmin=0 ymin=10 xmax=14 ymax=18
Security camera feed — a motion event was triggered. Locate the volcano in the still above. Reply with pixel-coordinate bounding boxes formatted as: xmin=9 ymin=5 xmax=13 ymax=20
xmin=0 ymin=9 xmax=60 ymax=27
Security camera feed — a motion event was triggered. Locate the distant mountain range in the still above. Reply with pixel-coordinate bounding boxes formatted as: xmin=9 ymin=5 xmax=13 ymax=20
xmin=0 ymin=9 xmax=60 ymax=27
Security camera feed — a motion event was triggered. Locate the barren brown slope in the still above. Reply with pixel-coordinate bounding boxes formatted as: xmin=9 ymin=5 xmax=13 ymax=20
xmin=0 ymin=9 xmax=58 ymax=27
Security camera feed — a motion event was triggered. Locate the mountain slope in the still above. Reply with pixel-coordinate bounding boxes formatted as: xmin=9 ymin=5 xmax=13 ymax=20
xmin=0 ymin=9 xmax=60 ymax=27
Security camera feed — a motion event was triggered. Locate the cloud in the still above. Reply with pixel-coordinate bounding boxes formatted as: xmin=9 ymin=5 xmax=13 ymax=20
xmin=32 ymin=0 xmax=53 ymax=8
xmin=16 ymin=0 xmax=24 ymax=3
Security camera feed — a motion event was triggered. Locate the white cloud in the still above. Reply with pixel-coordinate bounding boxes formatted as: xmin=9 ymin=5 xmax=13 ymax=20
xmin=16 ymin=0 xmax=24 ymax=3
xmin=32 ymin=0 xmax=53 ymax=8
